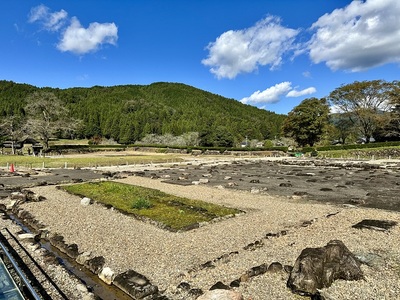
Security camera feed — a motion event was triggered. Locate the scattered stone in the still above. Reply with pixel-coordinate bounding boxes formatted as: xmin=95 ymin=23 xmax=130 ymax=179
xmin=49 ymin=233 xmax=65 ymax=248
xmin=188 ymin=288 xmax=203 ymax=297
xmin=176 ymin=282 xmax=191 ymax=291
xmin=65 ymin=243 xmax=80 ymax=259
xmin=249 ymin=179 xmax=260 ymax=183
xmin=306 ymin=178 xmax=318 ymax=182
xmin=6 ymin=200 xmax=17 ymax=210
xmin=352 ymin=219 xmax=397 ymax=231
xmin=250 ymin=187 xmax=260 ymax=194
xmin=293 ymin=191 xmax=308 ymax=197
xmin=98 ymin=267 xmax=115 ymax=285
xmin=84 ymin=256 xmax=105 ymax=275
xmin=81 ymin=197 xmax=92 ymax=206
xmin=10 ymin=191 xmax=27 ymax=201
xmin=18 ymin=233 xmax=38 ymax=242
xmin=247 ymin=263 xmax=268 ymax=277
xmin=76 ymin=251 xmax=92 ymax=265
xmin=326 ymin=212 xmax=339 ymax=218
xmin=287 ymin=240 xmax=363 ymax=297
xmin=243 ymin=240 xmax=263 ymax=251
xmin=209 ymin=281 xmax=230 ymax=290
xmin=229 ymin=279 xmax=240 ymax=288
xmin=284 ymin=265 xmax=293 ymax=273
xmin=239 ymin=273 xmax=249 ymax=283
xmin=348 ymin=198 xmax=365 ymax=205
xmin=267 ymin=262 xmax=283 ymax=273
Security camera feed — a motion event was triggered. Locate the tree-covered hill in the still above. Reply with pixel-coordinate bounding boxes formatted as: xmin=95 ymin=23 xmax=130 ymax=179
xmin=0 ymin=80 xmax=285 ymax=144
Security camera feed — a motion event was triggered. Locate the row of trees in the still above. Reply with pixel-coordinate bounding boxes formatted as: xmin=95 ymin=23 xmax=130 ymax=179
xmin=0 ymin=81 xmax=286 ymax=150
xmin=1 ymin=80 xmax=399 ymax=151
xmin=283 ymin=80 xmax=400 ymax=147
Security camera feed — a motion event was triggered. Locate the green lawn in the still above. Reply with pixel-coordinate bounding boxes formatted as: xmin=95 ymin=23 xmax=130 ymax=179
xmin=62 ymin=181 xmax=241 ymax=231
xmin=0 ymin=154 xmax=183 ymax=169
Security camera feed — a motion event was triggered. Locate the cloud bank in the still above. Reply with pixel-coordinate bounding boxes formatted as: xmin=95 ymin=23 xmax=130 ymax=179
xmin=28 ymin=5 xmax=118 ymax=55
xmin=309 ymin=0 xmax=400 ymax=71
xmin=202 ymin=16 xmax=299 ymax=79
xmin=203 ymin=0 xmax=400 ymax=78
xmin=240 ymin=82 xmax=316 ymax=105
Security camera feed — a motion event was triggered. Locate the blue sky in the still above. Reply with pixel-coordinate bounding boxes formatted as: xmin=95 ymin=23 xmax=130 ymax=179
xmin=1 ymin=0 xmax=400 ymax=114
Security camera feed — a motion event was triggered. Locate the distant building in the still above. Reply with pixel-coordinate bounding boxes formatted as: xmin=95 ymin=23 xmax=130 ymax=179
xmin=1 ymin=137 xmax=43 ymax=155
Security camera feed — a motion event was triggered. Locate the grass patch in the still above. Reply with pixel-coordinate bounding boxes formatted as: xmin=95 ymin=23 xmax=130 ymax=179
xmin=61 ymin=181 xmax=241 ymax=231
xmin=0 ymin=154 xmax=183 ymax=169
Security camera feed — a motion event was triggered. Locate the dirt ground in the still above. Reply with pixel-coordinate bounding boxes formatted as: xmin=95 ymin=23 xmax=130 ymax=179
xmin=133 ymin=158 xmax=400 ymax=212
xmin=1 ymin=156 xmax=399 ymax=212
xmin=0 ymin=155 xmax=399 ymax=300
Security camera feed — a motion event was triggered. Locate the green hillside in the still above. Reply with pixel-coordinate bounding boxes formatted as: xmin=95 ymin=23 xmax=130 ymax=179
xmin=0 ymin=80 xmax=285 ymax=144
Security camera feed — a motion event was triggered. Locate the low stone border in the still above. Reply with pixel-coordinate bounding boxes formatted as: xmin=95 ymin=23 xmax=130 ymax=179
xmin=4 ymin=190 xmax=166 ymax=300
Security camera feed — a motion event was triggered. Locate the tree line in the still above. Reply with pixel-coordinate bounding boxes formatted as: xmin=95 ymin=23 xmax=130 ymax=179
xmin=0 ymin=81 xmax=285 ymax=150
xmin=1 ymin=79 xmax=398 ymax=151
xmin=283 ymin=80 xmax=400 ymax=147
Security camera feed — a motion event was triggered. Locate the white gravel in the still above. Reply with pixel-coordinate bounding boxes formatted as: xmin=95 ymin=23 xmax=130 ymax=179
xmin=14 ymin=168 xmax=400 ymax=300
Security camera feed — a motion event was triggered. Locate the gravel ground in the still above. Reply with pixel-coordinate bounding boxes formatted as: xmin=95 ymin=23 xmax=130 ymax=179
xmin=15 ymin=167 xmax=400 ymax=300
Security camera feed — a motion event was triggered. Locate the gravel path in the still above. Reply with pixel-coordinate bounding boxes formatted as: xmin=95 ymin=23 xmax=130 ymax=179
xmin=16 ymin=170 xmax=400 ymax=300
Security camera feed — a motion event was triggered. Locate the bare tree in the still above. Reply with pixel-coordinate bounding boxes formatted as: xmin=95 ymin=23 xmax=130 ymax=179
xmin=25 ymin=91 xmax=80 ymax=150
xmin=0 ymin=115 xmax=27 ymax=154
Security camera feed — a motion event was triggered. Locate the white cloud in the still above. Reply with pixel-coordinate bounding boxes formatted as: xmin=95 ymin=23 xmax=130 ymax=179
xmin=241 ymin=82 xmax=292 ymax=105
xmin=57 ymin=17 xmax=118 ymax=55
xmin=241 ymin=82 xmax=316 ymax=106
xmin=286 ymin=87 xmax=316 ymax=97
xmin=309 ymin=0 xmax=400 ymax=71
xmin=202 ymin=16 xmax=299 ymax=79
xmin=28 ymin=4 xmax=67 ymax=31
xmin=28 ymin=5 xmax=118 ymax=55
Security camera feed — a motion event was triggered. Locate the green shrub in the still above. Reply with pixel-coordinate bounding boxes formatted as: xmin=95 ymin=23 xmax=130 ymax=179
xmin=132 ymin=197 xmax=153 ymax=209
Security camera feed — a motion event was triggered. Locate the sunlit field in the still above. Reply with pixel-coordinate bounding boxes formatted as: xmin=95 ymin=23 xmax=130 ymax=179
xmin=0 ymin=152 xmax=185 ymax=169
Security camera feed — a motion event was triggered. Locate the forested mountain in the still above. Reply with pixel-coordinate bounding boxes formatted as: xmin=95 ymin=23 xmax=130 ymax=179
xmin=0 ymin=80 xmax=285 ymax=144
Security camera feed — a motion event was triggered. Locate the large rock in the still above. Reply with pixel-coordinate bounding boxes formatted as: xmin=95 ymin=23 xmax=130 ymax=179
xmin=287 ymin=240 xmax=363 ymax=296
xmin=352 ymin=219 xmax=397 ymax=231
xmin=197 ymin=289 xmax=243 ymax=300
xmin=113 ymin=269 xmax=158 ymax=299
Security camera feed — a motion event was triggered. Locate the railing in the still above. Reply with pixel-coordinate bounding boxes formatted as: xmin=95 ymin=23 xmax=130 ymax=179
xmin=0 ymin=228 xmax=69 ymax=300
